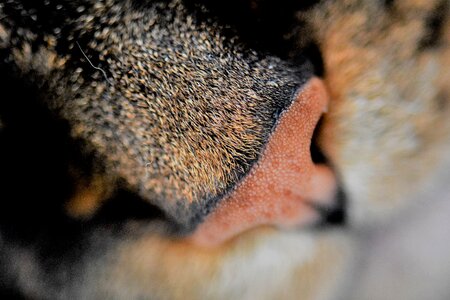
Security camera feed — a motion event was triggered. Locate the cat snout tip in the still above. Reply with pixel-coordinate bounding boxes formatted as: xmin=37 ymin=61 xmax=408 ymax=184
xmin=188 ymin=77 xmax=337 ymax=247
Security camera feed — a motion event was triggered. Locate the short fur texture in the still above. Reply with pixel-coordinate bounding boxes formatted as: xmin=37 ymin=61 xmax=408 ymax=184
xmin=0 ymin=0 xmax=449 ymax=299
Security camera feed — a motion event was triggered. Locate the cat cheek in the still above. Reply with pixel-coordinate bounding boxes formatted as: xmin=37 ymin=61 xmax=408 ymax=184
xmin=189 ymin=77 xmax=338 ymax=247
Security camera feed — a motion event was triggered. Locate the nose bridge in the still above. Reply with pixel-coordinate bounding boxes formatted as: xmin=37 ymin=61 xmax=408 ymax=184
xmin=190 ymin=77 xmax=337 ymax=247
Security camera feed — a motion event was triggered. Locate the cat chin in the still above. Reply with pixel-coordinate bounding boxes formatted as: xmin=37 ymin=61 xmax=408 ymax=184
xmin=92 ymin=228 xmax=355 ymax=300
xmin=4 ymin=222 xmax=353 ymax=299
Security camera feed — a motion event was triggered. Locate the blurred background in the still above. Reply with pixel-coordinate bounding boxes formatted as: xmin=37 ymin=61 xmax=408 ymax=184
xmin=349 ymin=167 xmax=450 ymax=300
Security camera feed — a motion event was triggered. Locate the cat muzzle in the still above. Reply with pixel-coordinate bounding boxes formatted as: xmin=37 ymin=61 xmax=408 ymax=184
xmin=189 ymin=77 xmax=341 ymax=247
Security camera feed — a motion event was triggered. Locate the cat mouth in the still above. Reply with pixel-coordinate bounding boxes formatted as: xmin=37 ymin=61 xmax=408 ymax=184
xmin=189 ymin=77 xmax=346 ymax=247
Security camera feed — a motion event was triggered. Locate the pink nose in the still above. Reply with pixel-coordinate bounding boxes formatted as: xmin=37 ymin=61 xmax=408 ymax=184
xmin=190 ymin=77 xmax=336 ymax=247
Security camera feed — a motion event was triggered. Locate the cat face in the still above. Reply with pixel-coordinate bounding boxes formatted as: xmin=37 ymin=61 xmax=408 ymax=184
xmin=307 ymin=0 xmax=450 ymax=224
xmin=0 ymin=0 xmax=448 ymax=299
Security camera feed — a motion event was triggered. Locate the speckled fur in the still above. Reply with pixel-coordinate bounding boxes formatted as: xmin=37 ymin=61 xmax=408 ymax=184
xmin=0 ymin=0 xmax=449 ymax=299
xmin=0 ymin=0 xmax=312 ymax=226
xmin=302 ymin=0 xmax=450 ymax=223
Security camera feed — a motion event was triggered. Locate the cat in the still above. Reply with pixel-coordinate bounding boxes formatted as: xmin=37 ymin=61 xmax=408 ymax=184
xmin=0 ymin=0 xmax=448 ymax=299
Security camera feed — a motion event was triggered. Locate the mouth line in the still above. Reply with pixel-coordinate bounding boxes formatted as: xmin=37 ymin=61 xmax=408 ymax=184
xmin=304 ymin=186 xmax=347 ymax=228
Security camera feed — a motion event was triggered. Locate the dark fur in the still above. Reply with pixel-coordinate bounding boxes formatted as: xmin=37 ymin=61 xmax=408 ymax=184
xmin=0 ymin=0 xmax=314 ymax=225
xmin=0 ymin=0 xmax=316 ymax=297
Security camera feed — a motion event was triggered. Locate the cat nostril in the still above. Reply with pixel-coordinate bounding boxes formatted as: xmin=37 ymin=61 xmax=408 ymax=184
xmin=310 ymin=117 xmax=328 ymax=165
xmin=189 ymin=77 xmax=338 ymax=247
xmin=309 ymin=119 xmax=347 ymax=226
